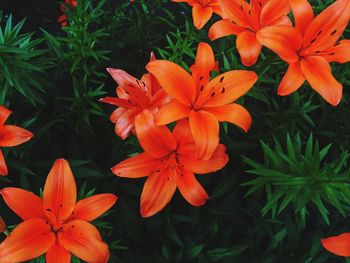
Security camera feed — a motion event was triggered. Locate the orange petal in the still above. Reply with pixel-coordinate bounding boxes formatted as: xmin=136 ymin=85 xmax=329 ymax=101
xmin=209 ymin=19 xmax=246 ymax=40
xmin=302 ymin=0 xmax=350 ymax=52
xmin=114 ymin=108 xmax=139 ymax=140
xmin=321 ymin=233 xmax=350 ymax=257
xmin=179 ymin=144 xmax=228 ymax=174
xmin=146 ymin=60 xmax=196 ymax=106
xmin=58 ymin=220 xmax=109 ymax=263
xmin=176 ymin=169 xmax=208 ymax=206
xmin=192 ymin=5 xmax=213 ymax=29
xmin=197 ymin=70 xmax=257 ymax=108
xmin=1 ymin=187 xmax=46 ymax=220
xmin=189 ymin=110 xmax=219 ymax=160
xmin=135 ymin=110 xmax=176 ymax=158
xmin=322 ymin=40 xmax=350 ymax=64
xmin=289 ymin=0 xmax=314 ymax=34
xmin=256 ymin=25 xmax=302 ymax=63
xmin=277 ymin=62 xmax=305 ymax=96
xmin=0 ymin=125 xmax=33 ymax=147
xmin=0 ymin=105 xmax=12 ymax=127
xmin=270 ymin=15 xmax=292 ymax=26
xmin=155 ymin=100 xmax=190 ymax=125
xmin=204 ymin=103 xmax=252 ymax=132
xmin=46 ymin=243 xmax=71 ymax=263
xmin=72 ymin=194 xmax=117 ymax=222
xmin=300 ymin=56 xmax=342 ymax=106
xmin=260 ymin=0 xmax=290 ymax=26
xmin=99 ymin=97 xmax=134 ymax=109
xmin=172 ymin=119 xmax=194 ymax=147
xmin=140 ymin=168 xmax=177 ymax=217
xmin=0 ymin=150 xmax=7 ymax=176
xmin=43 ymin=159 xmax=77 ymax=223
xmin=112 ymin=152 xmax=160 ymax=178
xmin=107 ymin=68 xmax=138 ymax=87
xmin=191 ymin=42 xmax=216 ymax=88
xmin=217 ymin=0 xmax=250 ymax=27
xmin=0 ymin=218 xmax=55 ymax=262
xmin=236 ymin=31 xmax=262 ymax=66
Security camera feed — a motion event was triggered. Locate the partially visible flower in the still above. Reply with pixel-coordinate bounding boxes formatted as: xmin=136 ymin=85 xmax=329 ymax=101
xmin=209 ymin=0 xmax=291 ymax=66
xmin=146 ymin=42 xmax=257 ymax=160
xmin=0 ymin=216 xmax=8 ymax=235
xmin=172 ymin=0 xmax=222 ymax=29
xmin=0 ymin=105 xmax=33 ymax=176
xmin=112 ymin=110 xmax=228 ymax=217
xmin=321 ymin=232 xmax=350 ymax=257
xmin=57 ymin=0 xmax=77 ymax=27
xmin=256 ymin=0 xmax=350 ymax=106
xmin=0 ymin=158 xmax=117 ymax=263
xmin=100 ymin=53 xmax=169 ymax=140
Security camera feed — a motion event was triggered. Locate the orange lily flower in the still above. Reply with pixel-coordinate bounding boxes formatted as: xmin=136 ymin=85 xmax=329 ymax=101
xmin=112 ymin=110 xmax=228 ymax=217
xmin=209 ymin=0 xmax=291 ymax=66
xmin=0 ymin=159 xmax=117 ymax=263
xmin=100 ymin=54 xmax=169 ymax=140
xmin=146 ymin=42 xmax=257 ymax=160
xmin=256 ymin=0 xmax=350 ymax=106
xmin=172 ymin=0 xmax=222 ymax=29
xmin=321 ymin=232 xmax=350 ymax=257
xmin=0 ymin=105 xmax=33 ymax=176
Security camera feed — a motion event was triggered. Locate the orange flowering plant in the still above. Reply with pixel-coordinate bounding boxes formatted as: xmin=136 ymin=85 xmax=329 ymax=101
xmin=256 ymin=0 xmax=350 ymax=105
xmin=0 ymin=159 xmax=117 ymax=262
xmin=0 ymin=105 xmax=33 ymax=176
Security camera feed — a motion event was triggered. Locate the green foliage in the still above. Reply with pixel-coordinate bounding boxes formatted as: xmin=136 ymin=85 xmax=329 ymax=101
xmin=0 ymin=13 xmax=49 ymax=106
xmin=244 ymin=134 xmax=350 ymax=226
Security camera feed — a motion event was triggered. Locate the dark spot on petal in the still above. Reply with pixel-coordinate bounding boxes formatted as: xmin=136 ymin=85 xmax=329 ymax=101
xmin=200 ymin=85 xmax=204 ymax=91
xmin=46 ymin=208 xmax=52 ymax=212
xmin=199 ymin=76 xmax=204 ymax=81
xmin=240 ymin=5 xmax=243 ymax=10
xmin=317 ymin=31 xmax=322 ymax=36
xmin=221 ymin=87 xmax=225 ymax=94
xmin=329 ymin=52 xmax=335 ymax=56
xmin=211 ymin=92 xmax=215 ymax=97
xmin=248 ymin=10 xmax=251 ymax=15
xmin=315 ymin=51 xmax=321 ymax=54
xmin=311 ymin=38 xmax=316 ymax=44
xmin=259 ymin=2 xmax=262 ymax=7
xmin=220 ymin=76 xmax=224 ymax=83
xmin=331 ymin=29 xmax=337 ymax=35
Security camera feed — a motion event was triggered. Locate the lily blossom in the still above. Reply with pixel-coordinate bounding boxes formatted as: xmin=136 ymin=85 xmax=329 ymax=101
xmin=321 ymin=232 xmax=350 ymax=257
xmin=256 ymin=0 xmax=350 ymax=106
xmin=0 ymin=105 xmax=33 ymax=176
xmin=209 ymin=0 xmax=291 ymax=66
xmin=0 ymin=159 xmax=117 ymax=263
xmin=112 ymin=110 xmax=228 ymax=217
xmin=100 ymin=53 xmax=169 ymax=140
xmin=146 ymin=42 xmax=257 ymax=160
xmin=172 ymin=0 xmax=222 ymax=29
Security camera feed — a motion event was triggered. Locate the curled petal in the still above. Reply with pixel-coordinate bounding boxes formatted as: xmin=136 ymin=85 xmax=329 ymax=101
xmin=135 ymin=110 xmax=177 ymax=158
xmin=208 ymin=19 xmax=246 ymax=40
xmin=113 ymin=108 xmax=140 ymax=140
xmin=321 ymin=233 xmax=350 ymax=257
xmin=204 ymin=103 xmax=252 ymax=132
xmin=58 ymin=220 xmax=109 ymax=263
xmin=140 ymin=168 xmax=177 ymax=217
xmin=236 ymin=31 xmax=262 ymax=67
xmin=107 ymin=68 xmax=138 ymax=87
xmin=1 ymin=187 xmax=46 ymax=220
xmin=189 ymin=110 xmax=219 ymax=160
xmin=300 ymin=56 xmax=342 ymax=106
xmin=0 ymin=219 xmax=55 ymax=262
xmin=176 ymin=169 xmax=208 ymax=206
xmin=277 ymin=62 xmax=305 ymax=96
xmin=0 ymin=125 xmax=33 ymax=147
xmin=43 ymin=159 xmax=77 ymax=224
